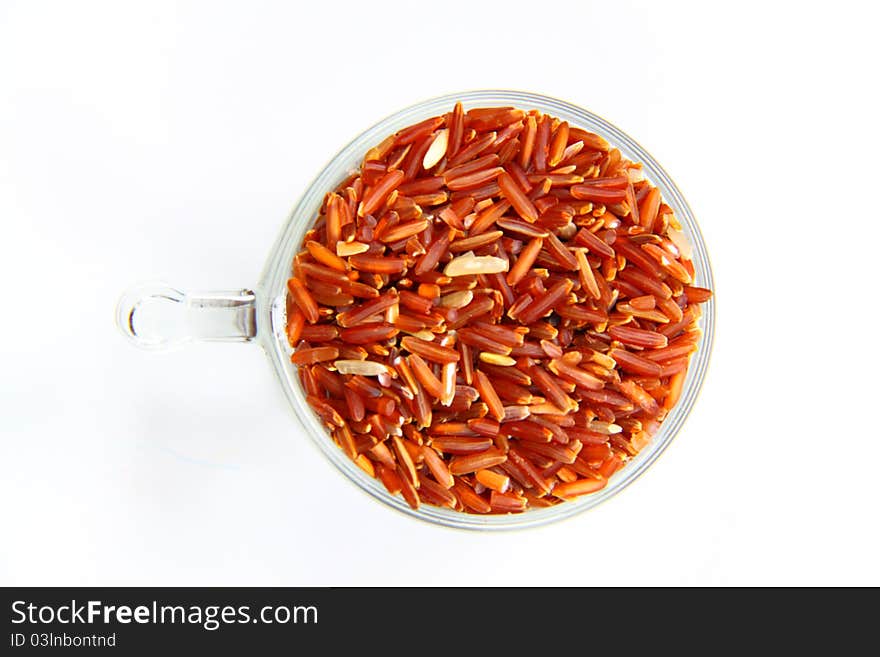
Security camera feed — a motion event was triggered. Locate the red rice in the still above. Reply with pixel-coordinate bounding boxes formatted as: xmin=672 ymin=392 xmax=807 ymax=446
xmin=287 ymin=103 xmax=712 ymax=513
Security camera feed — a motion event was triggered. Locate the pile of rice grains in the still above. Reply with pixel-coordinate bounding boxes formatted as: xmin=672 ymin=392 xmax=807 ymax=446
xmin=286 ymin=104 xmax=712 ymax=514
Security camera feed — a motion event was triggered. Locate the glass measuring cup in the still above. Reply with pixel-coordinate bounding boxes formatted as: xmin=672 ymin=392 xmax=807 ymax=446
xmin=117 ymin=90 xmax=715 ymax=529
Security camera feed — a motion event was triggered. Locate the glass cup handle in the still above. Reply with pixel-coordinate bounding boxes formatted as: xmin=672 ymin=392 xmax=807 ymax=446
xmin=116 ymin=282 xmax=257 ymax=351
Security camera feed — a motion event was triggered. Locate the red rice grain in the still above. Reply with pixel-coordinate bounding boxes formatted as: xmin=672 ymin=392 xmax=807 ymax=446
xmin=287 ymin=103 xmax=712 ymax=513
xmin=475 ymin=469 xmax=510 ymax=493
xmin=287 ymin=278 xmax=320 ymax=324
xmin=401 ymin=336 xmax=460 ymax=364
xmin=473 ymin=370 xmax=505 ymax=422
xmin=448 ymin=448 xmax=507 ymax=475
xmin=498 ymin=172 xmax=539 ymax=222
xmin=430 ymin=436 xmax=493 ymax=454
xmin=290 ymin=346 xmax=340 ymax=365
xmin=453 ymin=480 xmax=492 ymax=514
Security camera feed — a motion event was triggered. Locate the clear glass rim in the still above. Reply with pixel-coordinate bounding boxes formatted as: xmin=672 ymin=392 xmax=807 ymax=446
xmin=257 ymin=90 xmax=716 ymax=531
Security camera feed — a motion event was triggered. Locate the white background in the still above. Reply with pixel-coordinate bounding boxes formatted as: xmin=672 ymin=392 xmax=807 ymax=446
xmin=2 ymin=0 xmax=878 ymax=586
